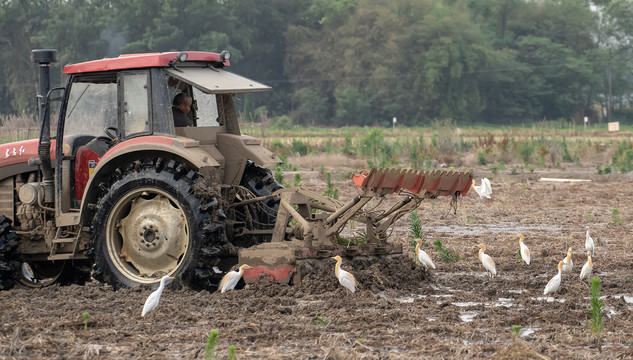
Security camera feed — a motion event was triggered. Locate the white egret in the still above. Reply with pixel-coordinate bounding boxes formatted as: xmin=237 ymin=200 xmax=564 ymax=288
xmin=517 ymin=233 xmax=531 ymax=265
xmin=219 ymin=264 xmax=251 ymax=293
xmin=585 ymin=226 xmax=594 ymax=256
xmin=477 ymin=243 xmax=497 ymax=277
xmin=331 ymin=255 xmax=357 ymax=293
xmin=562 ymin=247 xmax=573 ymax=274
xmin=544 ymin=260 xmax=563 ymax=295
xmin=415 ymin=238 xmax=436 ymax=270
xmin=141 ymin=275 xmax=175 ymax=317
xmin=471 ymin=178 xmax=492 ymax=199
xmin=579 ymin=251 xmax=593 ymax=282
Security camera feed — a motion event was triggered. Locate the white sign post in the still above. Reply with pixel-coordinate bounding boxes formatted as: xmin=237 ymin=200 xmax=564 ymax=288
xmin=392 ymin=117 xmax=397 ymax=131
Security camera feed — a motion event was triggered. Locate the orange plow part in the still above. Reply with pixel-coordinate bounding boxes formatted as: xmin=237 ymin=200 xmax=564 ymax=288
xmin=353 ymin=168 xmax=473 ymax=197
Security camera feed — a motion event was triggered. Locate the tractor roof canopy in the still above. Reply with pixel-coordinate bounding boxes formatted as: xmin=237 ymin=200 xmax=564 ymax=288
xmin=63 ymin=51 xmax=271 ymax=94
xmin=63 ymin=51 xmax=228 ymax=74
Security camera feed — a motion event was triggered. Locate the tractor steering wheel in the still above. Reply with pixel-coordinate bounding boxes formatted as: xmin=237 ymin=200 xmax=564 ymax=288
xmin=100 ymin=126 xmax=120 ymax=145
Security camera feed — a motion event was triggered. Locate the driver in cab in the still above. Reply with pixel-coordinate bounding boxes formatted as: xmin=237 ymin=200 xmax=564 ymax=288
xmin=172 ymin=92 xmax=194 ymax=127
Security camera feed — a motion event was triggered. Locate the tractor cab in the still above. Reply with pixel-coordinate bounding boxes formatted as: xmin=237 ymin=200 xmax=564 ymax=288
xmin=55 ymin=51 xmax=272 ymax=212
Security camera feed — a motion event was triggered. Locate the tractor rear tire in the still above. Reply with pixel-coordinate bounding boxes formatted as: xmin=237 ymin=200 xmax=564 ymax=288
xmin=240 ymin=161 xmax=283 ymax=225
xmin=0 ymin=215 xmax=19 ymax=290
xmin=91 ymin=159 xmax=225 ymax=290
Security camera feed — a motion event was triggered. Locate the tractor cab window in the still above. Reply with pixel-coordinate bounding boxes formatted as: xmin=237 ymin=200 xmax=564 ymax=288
xmin=64 ymin=82 xmax=117 ymax=139
xmin=192 ymin=87 xmax=220 ymax=127
xmin=167 ymin=76 xmax=219 ymax=127
xmin=62 ymin=80 xmax=117 ymax=157
xmin=120 ymin=71 xmax=151 ymax=137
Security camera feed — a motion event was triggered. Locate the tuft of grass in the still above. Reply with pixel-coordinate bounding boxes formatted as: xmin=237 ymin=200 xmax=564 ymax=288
xmin=433 ymin=239 xmax=463 ymax=262
xmin=274 ymin=165 xmax=285 ymax=186
xmin=516 ymin=249 xmax=523 ymax=262
xmin=294 ymin=173 xmax=301 ymax=187
xmin=315 ymin=316 xmax=330 ymax=327
xmin=228 ymin=345 xmax=237 ymax=360
xmin=512 ymin=325 xmax=522 ymax=338
xmin=323 ymin=172 xmax=339 ymax=199
xmin=82 ymin=312 xmax=90 ymax=330
xmin=611 ymin=208 xmax=623 ymax=225
xmin=589 ymin=278 xmax=604 ymax=352
xmin=205 ymin=330 xmax=220 ymax=360
xmin=587 ymin=213 xmax=593 ymax=223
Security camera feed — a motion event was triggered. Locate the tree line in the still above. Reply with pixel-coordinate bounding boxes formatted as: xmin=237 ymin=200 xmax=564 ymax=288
xmin=1 ymin=0 xmax=632 ymax=127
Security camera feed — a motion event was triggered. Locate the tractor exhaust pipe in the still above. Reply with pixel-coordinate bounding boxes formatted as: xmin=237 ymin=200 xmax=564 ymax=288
xmin=31 ymin=49 xmax=58 ymax=204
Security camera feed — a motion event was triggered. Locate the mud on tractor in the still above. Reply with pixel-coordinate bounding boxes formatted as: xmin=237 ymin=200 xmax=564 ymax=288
xmin=0 ymin=49 xmax=472 ymax=291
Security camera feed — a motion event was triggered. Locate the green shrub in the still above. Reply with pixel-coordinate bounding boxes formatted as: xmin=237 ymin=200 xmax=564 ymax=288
xmin=517 ymin=141 xmax=534 ymax=164
xmin=291 ymin=139 xmax=309 ymax=156
xmin=477 ymin=151 xmax=487 ymax=165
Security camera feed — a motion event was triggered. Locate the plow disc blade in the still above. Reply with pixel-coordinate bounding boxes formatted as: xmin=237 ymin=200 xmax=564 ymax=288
xmin=352 ymin=168 xmax=472 ymax=197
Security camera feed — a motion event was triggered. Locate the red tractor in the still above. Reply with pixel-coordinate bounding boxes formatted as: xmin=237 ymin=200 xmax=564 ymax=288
xmin=0 ymin=49 xmax=283 ymax=290
xmin=0 ymin=49 xmax=472 ymax=291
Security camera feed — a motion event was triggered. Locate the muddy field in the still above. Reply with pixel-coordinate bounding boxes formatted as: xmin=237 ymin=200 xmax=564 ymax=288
xmin=1 ymin=166 xmax=633 ymax=359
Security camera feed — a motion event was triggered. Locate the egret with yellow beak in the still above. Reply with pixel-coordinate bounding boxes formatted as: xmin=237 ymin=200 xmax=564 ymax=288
xmin=331 ymin=255 xmax=357 ymax=293
xmin=415 ymin=238 xmax=436 ymax=270
xmin=544 ymin=260 xmax=563 ymax=296
xmin=142 ymin=275 xmax=175 ymax=317
xmin=562 ymin=247 xmax=573 ymax=274
xmin=219 ymin=264 xmax=251 ymax=293
xmin=477 ymin=243 xmax=497 ymax=277
xmin=579 ymin=251 xmax=593 ymax=282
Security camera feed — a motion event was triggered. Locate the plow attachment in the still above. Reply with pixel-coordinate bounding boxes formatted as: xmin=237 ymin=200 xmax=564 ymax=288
xmin=240 ymin=168 xmax=472 ymax=284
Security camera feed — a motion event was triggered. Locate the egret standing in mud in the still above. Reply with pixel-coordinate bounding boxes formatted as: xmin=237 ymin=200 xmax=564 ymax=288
xmin=219 ymin=264 xmax=251 ymax=293
xmin=562 ymin=247 xmax=573 ymax=274
xmin=579 ymin=251 xmax=593 ymax=283
xmin=544 ymin=260 xmax=564 ymax=296
xmin=517 ymin=233 xmax=531 ymax=265
xmin=477 ymin=243 xmax=497 ymax=277
xmin=415 ymin=238 xmax=436 ymax=270
xmin=331 ymin=255 xmax=357 ymax=293
xmin=142 ymin=275 xmax=175 ymax=317
xmin=585 ymin=226 xmax=595 ymax=256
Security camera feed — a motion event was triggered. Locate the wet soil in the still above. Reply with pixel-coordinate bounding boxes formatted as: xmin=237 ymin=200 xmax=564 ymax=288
xmin=1 ymin=167 xmax=633 ymax=359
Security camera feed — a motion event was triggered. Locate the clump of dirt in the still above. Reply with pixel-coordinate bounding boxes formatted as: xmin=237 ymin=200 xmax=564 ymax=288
xmin=291 ymin=254 xmax=429 ymax=295
xmin=493 ymin=339 xmax=549 ymax=360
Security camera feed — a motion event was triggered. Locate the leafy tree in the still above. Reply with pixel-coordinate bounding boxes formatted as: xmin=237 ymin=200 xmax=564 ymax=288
xmin=334 ymin=86 xmax=371 ymax=126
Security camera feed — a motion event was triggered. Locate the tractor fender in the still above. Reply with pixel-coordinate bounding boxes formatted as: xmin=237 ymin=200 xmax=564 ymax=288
xmin=80 ymin=135 xmax=220 ymax=223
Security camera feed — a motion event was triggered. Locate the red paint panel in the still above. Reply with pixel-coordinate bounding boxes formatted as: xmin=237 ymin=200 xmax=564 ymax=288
xmin=99 ymin=136 xmax=174 ymax=162
xmin=64 ymin=51 xmax=230 ymax=74
xmin=0 ymin=139 xmax=56 ymax=167
xmin=353 ymin=168 xmax=473 ymax=197
xmin=242 ymin=266 xmax=294 ymax=284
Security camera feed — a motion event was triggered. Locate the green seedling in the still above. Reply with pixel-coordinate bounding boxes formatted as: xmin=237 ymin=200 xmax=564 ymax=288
xmin=589 ymin=278 xmax=604 ymax=352
xmin=408 ymin=210 xmax=423 ymax=240
xmin=315 ymin=316 xmax=330 ymax=327
xmin=433 ymin=239 xmax=463 ymax=262
xmin=512 ymin=325 xmax=522 ymax=338
xmin=228 ymin=345 xmax=237 ymax=360
xmin=82 ymin=312 xmax=90 ymax=330
xmin=612 ymin=208 xmax=623 ymax=225
xmin=205 ymin=329 xmax=220 ymax=360
xmin=294 ymin=173 xmax=301 ymax=187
